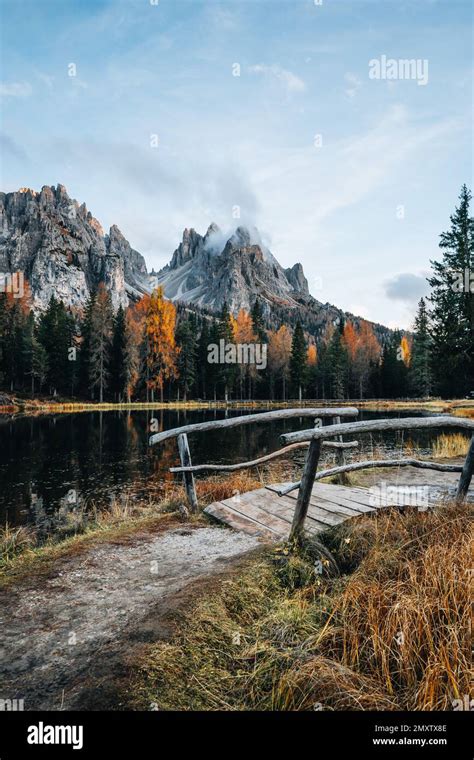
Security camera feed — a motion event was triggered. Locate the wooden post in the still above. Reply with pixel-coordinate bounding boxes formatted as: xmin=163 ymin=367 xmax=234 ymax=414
xmin=456 ymin=434 xmax=474 ymax=502
xmin=289 ymin=438 xmax=321 ymax=545
xmin=177 ymin=433 xmax=198 ymax=513
xmin=333 ymin=414 xmax=346 ymax=485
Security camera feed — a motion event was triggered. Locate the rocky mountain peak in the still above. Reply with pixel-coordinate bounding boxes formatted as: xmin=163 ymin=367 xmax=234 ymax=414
xmin=154 ymin=222 xmax=310 ymax=314
xmin=0 ymin=184 xmax=149 ymax=312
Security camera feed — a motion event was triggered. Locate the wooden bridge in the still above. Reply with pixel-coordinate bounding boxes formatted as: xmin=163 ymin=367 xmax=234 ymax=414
xmin=149 ymin=408 xmax=474 ymax=544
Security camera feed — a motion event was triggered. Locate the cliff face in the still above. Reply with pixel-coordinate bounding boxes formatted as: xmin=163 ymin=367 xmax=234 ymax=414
xmin=0 ymin=185 xmax=149 ymax=312
xmin=152 ymin=224 xmax=310 ymax=315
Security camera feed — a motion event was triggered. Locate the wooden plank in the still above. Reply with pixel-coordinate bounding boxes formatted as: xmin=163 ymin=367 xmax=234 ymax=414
xmin=310 ymin=483 xmax=376 ymax=509
xmin=218 ymin=493 xmax=293 ymax=537
xmin=287 ymin=488 xmax=373 ymax=517
xmin=204 ymin=502 xmax=278 ymax=541
xmin=258 ymin=493 xmax=342 ymax=529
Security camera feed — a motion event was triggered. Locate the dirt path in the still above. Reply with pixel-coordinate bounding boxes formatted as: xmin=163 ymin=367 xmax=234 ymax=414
xmin=0 ymin=524 xmax=261 ymax=710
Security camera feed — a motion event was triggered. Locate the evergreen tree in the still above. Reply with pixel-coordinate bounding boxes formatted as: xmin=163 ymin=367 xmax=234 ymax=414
xmin=428 ymin=184 xmax=474 ymax=397
xmin=409 ymin=298 xmax=432 ymax=397
xmin=175 ymin=317 xmax=197 ymax=401
xmin=250 ymin=298 xmax=267 ymax=343
xmin=323 ymin=323 xmax=349 ymax=399
xmin=78 ymin=291 xmax=96 ymax=398
xmin=38 ymin=296 xmax=75 ymax=395
xmin=380 ymin=331 xmax=408 ymax=398
xmin=197 ymin=319 xmax=211 ymax=399
xmin=217 ymin=302 xmax=237 ymax=401
xmin=88 ymin=284 xmax=113 ymax=402
xmin=110 ymin=305 xmax=127 ymax=401
xmin=289 ymin=321 xmax=307 ymax=400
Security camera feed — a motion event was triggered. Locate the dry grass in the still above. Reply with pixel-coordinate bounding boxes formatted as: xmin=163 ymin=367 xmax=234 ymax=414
xmin=432 ymin=433 xmax=470 ymax=459
xmin=132 ymin=501 xmax=472 ymax=711
xmin=0 ymin=524 xmax=37 ymax=564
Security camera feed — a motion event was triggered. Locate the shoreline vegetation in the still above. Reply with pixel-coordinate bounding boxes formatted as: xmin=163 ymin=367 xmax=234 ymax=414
xmin=1 ymin=395 xmax=474 ymax=416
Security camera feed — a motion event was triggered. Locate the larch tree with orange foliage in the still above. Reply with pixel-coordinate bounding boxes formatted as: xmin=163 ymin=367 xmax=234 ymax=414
xmin=232 ymin=308 xmax=257 ymax=399
xmin=268 ymin=325 xmax=292 ymax=400
xmin=343 ymin=319 xmax=381 ymax=398
xmin=145 ymin=287 xmax=179 ymax=403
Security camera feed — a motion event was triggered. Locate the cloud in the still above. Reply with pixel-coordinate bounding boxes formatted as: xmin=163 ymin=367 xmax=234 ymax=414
xmin=0 ymin=82 xmax=32 ymax=98
xmin=248 ymin=64 xmax=306 ymax=93
xmin=344 ymin=72 xmax=361 ymax=99
xmin=384 ymin=272 xmax=430 ymax=304
xmin=0 ymin=132 xmax=30 ymax=162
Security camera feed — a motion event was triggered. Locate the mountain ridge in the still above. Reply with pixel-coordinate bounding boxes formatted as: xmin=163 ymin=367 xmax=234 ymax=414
xmin=0 ymin=184 xmax=392 ymax=343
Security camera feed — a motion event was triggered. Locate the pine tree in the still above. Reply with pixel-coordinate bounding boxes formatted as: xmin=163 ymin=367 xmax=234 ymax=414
xmin=324 ymin=323 xmax=348 ymax=399
xmin=78 ymin=291 xmax=96 ymax=398
xmin=198 ymin=319 xmax=211 ymax=399
xmin=175 ymin=317 xmax=197 ymax=401
xmin=289 ymin=321 xmax=307 ymax=400
xmin=380 ymin=331 xmax=408 ymax=398
xmin=428 ymin=184 xmax=474 ymax=397
xmin=217 ymin=302 xmax=236 ymax=401
xmin=110 ymin=305 xmax=127 ymax=401
xmin=409 ymin=298 xmax=432 ymax=397
xmin=88 ymin=284 xmax=113 ymax=402
xmin=38 ymin=296 xmax=75 ymax=396
xmin=250 ymin=298 xmax=267 ymax=343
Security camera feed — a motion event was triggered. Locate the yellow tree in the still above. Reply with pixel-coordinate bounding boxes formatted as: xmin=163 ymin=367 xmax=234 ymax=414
xmin=145 ymin=287 xmax=179 ymax=402
xmin=268 ymin=325 xmax=292 ymax=400
xmin=400 ymin=335 xmax=412 ymax=367
xmin=232 ymin=309 xmax=257 ymax=399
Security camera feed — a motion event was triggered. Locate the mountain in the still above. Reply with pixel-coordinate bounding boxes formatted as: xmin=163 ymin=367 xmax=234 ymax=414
xmin=152 ymin=224 xmax=390 ymax=342
xmin=0 ymin=185 xmax=149 ymax=312
xmin=0 ymin=185 xmax=391 ymax=343
xmin=152 ymin=223 xmax=310 ymax=314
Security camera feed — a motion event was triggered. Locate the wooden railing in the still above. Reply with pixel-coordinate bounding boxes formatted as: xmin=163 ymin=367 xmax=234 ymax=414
xmin=149 ymin=410 xmax=474 ymax=543
xmin=280 ymin=416 xmax=474 ymax=543
xmin=149 ymin=407 xmax=359 ymax=511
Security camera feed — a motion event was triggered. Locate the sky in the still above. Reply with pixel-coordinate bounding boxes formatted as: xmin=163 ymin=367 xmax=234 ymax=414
xmin=0 ymin=0 xmax=472 ymax=329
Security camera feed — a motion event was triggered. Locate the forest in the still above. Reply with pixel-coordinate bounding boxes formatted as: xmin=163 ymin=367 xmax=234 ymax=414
xmin=0 ymin=185 xmax=472 ymax=403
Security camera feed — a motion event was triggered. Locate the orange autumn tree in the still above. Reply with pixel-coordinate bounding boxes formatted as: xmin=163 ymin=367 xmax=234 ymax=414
xmin=400 ymin=335 xmax=412 ymax=367
xmin=232 ymin=309 xmax=257 ymax=399
xmin=268 ymin=325 xmax=292 ymax=400
xmin=343 ymin=319 xmax=381 ymax=398
xmin=144 ymin=287 xmax=179 ymax=402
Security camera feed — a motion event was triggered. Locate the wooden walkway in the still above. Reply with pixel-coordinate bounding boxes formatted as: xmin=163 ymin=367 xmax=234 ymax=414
xmin=204 ymin=482 xmax=393 ymax=541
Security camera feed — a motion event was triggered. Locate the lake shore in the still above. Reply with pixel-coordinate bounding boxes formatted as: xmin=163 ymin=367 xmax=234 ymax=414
xmin=1 ymin=395 xmax=474 ymax=417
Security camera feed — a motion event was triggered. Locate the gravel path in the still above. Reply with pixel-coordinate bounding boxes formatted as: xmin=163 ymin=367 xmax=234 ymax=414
xmin=0 ymin=525 xmax=260 ymax=710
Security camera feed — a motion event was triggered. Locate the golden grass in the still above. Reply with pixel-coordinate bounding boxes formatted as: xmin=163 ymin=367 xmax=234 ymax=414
xmin=432 ymin=433 xmax=470 ymax=459
xmin=132 ymin=501 xmax=472 ymax=711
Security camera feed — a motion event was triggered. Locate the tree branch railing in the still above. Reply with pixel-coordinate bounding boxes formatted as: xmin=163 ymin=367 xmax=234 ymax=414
xmin=279 ymin=416 xmax=474 ymax=543
xmin=149 ymin=410 xmax=474 ymax=540
xmin=149 ymin=407 xmax=359 ymax=510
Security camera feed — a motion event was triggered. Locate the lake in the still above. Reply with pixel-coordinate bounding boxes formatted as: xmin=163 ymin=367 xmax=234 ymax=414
xmin=0 ymin=407 xmax=463 ymax=536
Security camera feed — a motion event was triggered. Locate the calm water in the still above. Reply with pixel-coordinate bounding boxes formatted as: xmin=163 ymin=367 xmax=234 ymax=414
xmin=0 ymin=407 xmax=461 ymax=536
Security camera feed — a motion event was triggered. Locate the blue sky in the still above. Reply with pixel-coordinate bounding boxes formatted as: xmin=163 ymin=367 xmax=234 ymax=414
xmin=0 ymin=0 xmax=472 ymax=328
